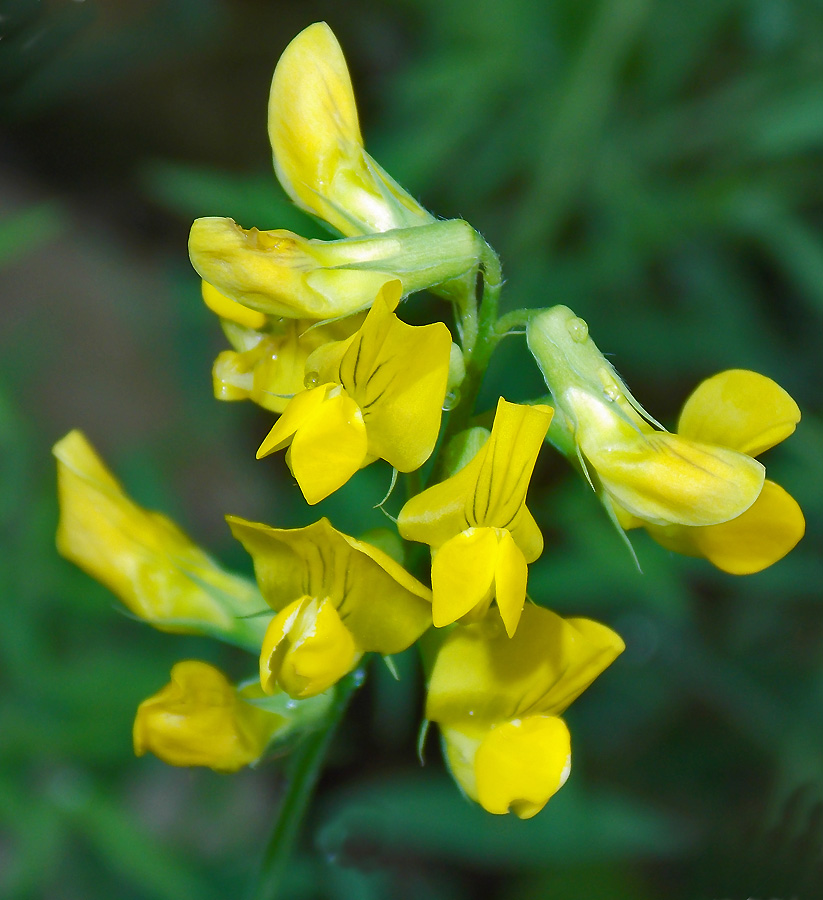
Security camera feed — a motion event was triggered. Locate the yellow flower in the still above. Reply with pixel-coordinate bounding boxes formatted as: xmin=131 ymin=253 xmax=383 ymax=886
xmin=228 ymin=515 xmax=433 ymax=699
xmin=53 ymin=431 xmax=268 ymax=650
xmin=398 ymin=399 xmax=552 ymax=636
xmin=257 ymin=282 xmax=452 ymax=505
xmin=527 ymin=306 xmax=767 ymax=530
xmin=190 ymin=218 xmax=480 ymax=321
xmin=425 ymin=604 xmax=624 ymax=818
xmin=621 ymin=369 xmax=804 ymax=574
xmin=269 ymin=22 xmax=434 ymax=237
xmin=133 ymin=661 xmax=285 ymax=772
xmin=203 ymin=281 xmax=364 ymax=414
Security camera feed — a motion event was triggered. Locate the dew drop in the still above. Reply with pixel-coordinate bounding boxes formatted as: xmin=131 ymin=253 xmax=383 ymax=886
xmin=304 ymin=371 xmax=319 ymax=389
xmin=442 ymin=388 xmax=460 ymax=411
xmin=598 ymin=367 xmax=621 ymax=401
xmin=567 ymin=316 xmax=589 ymax=343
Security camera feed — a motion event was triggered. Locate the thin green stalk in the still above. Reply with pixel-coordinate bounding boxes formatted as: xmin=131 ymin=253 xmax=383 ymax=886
xmin=431 ymin=244 xmax=503 ymax=477
xmin=250 ymin=669 xmax=363 ymax=900
xmin=451 ymin=285 xmax=501 ymax=430
xmin=495 ymin=307 xmax=541 ymax=335
xmin=455 ymin=276 xmax=480 ymax=359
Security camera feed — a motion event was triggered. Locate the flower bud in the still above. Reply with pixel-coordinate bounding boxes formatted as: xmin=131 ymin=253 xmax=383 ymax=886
xmin=133 ymin=661 xmax=285 ymax=772
xmin=189 ymin=218 xmax=482 ymax=320
xmin=269 ymin=22 xmax=434 ymax=237
xmin=53 ymin=430 xmax=268 ymax=649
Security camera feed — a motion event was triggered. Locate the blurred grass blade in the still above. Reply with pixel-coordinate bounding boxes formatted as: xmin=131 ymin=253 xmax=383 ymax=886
xmin=0 ymin=203 xmax=64 ymax=267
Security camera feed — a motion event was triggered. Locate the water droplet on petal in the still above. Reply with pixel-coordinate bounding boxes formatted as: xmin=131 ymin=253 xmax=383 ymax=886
xmin=442 ymin=388 xmax=460 ymax=411
xmin=598 ymin=367 xmax=621 ymax=401
xmin=567 ymin=316 xmax=589 ymax=343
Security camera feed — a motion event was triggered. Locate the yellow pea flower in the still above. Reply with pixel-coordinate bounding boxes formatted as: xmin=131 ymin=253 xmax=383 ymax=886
xmin=133 ymin=661 xmax=286 ymax=772
xmin=269 ymin=22 xmax=435 ymax=237
xmin=228 ymin=515 xmax=433 ymax=699
xmin=203 ymin=281 xmax=364 ymax=414
xmin=527 ymin=306 xmax=767 ymax=530
xmin=53 ymin=431 xmax=268 ymax=650
xmin=257 ymin=282 xmax=452 ymax=505
xmin=622 ymin=370 xmax=804 ymax=574
xmin=398 ymin=399 xmax=552 ymax=636
xmin=190 ymin=218 xmax=481 ymax=321
xmin=425 ymin=604 xmax=624 ymax=818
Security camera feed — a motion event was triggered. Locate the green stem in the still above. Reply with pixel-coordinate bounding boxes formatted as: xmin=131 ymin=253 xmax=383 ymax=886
xmin=495 ymin=307 xmax=541 ymax=335
xmin=430 ymin=243 xmax=503 ymax=482
xmin=456 ymin=277 xmax=479 ymax=359
xmin=250 ymin=669 xmax=363 ymax=900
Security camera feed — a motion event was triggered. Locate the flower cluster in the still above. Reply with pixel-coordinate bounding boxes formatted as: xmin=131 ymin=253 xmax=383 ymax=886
xmin=53 ymin=21 xmax=802 ymax=827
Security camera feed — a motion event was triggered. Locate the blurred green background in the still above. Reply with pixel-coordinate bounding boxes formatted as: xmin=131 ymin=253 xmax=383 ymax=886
xmin=2 ymin=0 xmax=823 ymax=897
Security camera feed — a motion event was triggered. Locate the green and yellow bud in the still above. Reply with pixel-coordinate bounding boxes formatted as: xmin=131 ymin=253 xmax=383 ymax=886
xmin=189 ymin=218 xmax=482 ymax=321
xmin=269 ymin=22 xmax=434 ymax=237
xmin=53 ymin=431 xmax=269 ymax=650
